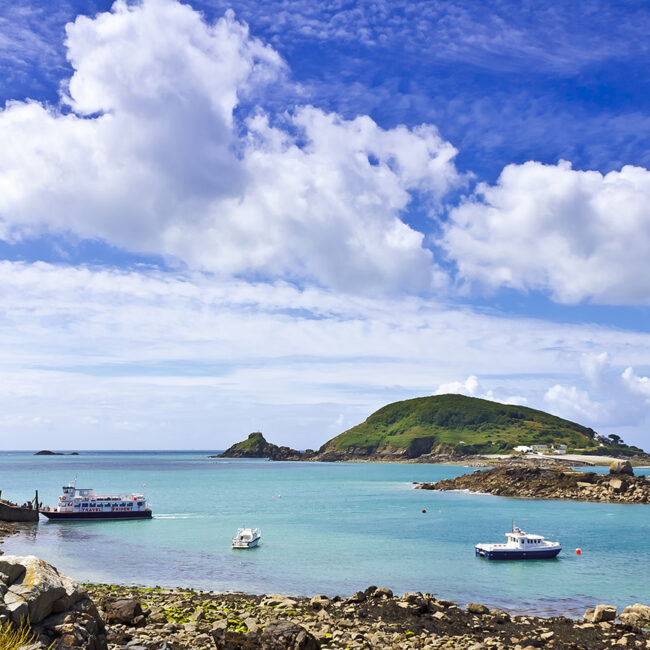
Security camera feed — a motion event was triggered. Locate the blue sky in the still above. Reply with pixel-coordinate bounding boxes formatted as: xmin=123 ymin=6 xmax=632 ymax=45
xmin=1 ymin=0 xmax=650 ymax=450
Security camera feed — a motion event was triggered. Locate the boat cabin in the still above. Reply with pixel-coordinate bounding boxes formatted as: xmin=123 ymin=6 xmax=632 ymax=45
xmin=506 ymin=527 xmax=546 ymax=547
xmin=57 ymin=484 xmax=147 ymax=514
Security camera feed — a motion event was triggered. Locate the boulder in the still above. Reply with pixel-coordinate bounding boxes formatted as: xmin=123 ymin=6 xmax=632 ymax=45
xmin=466 ymin=603 xmax=490 ymax=616
xmin=101 ymin=598 xmax=146 ymax=626
xmin=0 ymin=558 xmax=26 ymax=586
xmin=593 ymin=604 xmax=617 ymax=622
xmin=0 ymin=555 xmax=106 ymax=649
xmin=260 ymin=594 xmax=298 ymax=609
xmin=2 ymin=555 xmax=84 ymax=625
xmin=309 ymin=595 xmax=330 ymax=611
xmin=618 ymin=603 xmax=650 ymax=628
xmin=373 ymin=587 xmax=393 ymax=599
xmin=609 ymin=460 xmax=634 ymax=476
xmin=609 ymin=478 xmax=627 ymax=492
xmin=346 ymin=591 xmax=366 ymax=603
xmin=212 ymin=619 xmax=320 ymax=650
xmin=261 ymin=620 xmax=320 ymax=649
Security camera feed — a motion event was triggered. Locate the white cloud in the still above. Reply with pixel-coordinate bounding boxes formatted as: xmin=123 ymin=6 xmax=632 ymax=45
xmin=434 ymin=375 xmax=480 ymax=396
xmin=621 ymin=367 xmax=650 ymax=399
xmin=434 ymin=375 xmax=527 ymax=406
xmin=0 ymin=0 xmax=460 ymax=294
xmin=443 ymin=160 xmax=650 ymax=304
xmin=0 ymin=261 xmax=648 ymax=449
xmin=580 ymin=351 xmax=610 ymax=386
xmin=544 ymin=384 xmax=604 ymax=423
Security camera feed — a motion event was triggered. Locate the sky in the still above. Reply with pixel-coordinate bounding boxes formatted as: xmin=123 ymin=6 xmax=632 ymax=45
xmin=1 ymin=0 xmax=650 ymax=450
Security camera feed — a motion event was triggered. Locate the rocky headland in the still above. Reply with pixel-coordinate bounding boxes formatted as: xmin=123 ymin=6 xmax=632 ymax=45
xmin=416 ymin=460 xmax=650 ymax=504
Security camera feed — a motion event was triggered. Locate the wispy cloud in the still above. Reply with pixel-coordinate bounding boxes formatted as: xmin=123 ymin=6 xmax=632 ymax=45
xmin=0 ymin=260 xmax=649 ymax=448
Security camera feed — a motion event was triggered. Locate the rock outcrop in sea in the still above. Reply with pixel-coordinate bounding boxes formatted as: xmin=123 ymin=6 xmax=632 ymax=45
xmin=0 ymin=555 xmax=107 ymax=649
xmin=416 ymin=462 xmax=650 ymax=504
xmin=213 ymin=432 xmax=309 ymax=461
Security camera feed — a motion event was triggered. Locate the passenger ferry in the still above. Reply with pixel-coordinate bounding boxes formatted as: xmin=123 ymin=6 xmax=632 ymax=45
xmin=40 ymin=481 xmax=152 ymax=520
xmin=475 ymin=524 xmax=561 ymax=560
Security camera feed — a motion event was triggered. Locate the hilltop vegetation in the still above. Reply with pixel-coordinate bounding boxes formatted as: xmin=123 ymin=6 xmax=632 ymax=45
xmin=217 ymin=396 xmax=646 ymax=463
xmin=318 ymin=394 xmax=603 ymax=458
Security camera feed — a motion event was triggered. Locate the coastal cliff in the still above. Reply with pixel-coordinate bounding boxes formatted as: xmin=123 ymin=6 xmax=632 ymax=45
xmin=416 ymin=462 xmax=650 ymax=504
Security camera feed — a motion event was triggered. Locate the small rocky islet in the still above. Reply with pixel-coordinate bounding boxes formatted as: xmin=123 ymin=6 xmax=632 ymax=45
xmin=416 ymin=460 xmax=650 ymax=505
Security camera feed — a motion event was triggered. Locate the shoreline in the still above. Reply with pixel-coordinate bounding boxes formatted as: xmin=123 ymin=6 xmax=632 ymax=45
xmin=83 ymin=582 xmax=650 ymax=650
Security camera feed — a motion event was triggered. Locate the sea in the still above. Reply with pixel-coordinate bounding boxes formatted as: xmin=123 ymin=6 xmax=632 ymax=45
xmin=0 ymin=451 xmax=648 ymax=617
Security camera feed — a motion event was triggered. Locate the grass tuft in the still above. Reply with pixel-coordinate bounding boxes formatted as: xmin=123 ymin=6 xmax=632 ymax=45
xmin=0 ymin=620 xmax=34 ymax=650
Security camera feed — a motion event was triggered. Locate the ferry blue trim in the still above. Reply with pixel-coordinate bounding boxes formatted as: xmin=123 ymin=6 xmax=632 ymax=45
xmin=40 ymin=510 xmax=152 ymax=521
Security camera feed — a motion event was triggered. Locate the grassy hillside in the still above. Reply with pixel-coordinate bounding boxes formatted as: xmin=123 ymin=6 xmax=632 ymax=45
xmin=319 ymin=394 xmax=603 ymax=457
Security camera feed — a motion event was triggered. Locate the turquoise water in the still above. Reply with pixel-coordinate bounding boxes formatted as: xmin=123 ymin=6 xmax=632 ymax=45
xmin=0 ymin=451 xmax=648 ymax=617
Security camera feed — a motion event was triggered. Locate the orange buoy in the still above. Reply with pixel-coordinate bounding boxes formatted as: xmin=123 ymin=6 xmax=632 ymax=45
xmin=576 ymin=548 xmax=582 ymax=555
xmin=422 ymin=508 xmax=427 ymax=513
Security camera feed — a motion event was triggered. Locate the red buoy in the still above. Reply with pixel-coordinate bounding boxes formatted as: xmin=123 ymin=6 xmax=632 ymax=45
xmin=576 ymin=548 xmax=582 ymax=555
xmin=422 ymin=509 xmax=427 ymax=513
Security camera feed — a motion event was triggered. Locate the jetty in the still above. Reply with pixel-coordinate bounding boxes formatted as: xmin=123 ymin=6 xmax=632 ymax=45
xmin=0 ymin=489 xmax=40 ymax=523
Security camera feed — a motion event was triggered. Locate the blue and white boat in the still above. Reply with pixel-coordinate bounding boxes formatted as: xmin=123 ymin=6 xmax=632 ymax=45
xmin=475 ymin=524 xmax=561 ymax=560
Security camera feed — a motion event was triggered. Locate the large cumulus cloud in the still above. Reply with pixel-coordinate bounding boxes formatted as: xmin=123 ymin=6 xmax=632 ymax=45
xmin=443 ymin=160 xmax=650 ymax=304
xmin=0 ymin=0 xmax=460 ymax=293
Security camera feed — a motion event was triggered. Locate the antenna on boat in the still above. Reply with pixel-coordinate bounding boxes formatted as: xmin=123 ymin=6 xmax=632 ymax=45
xmin=512 ymin=519 xmax=514 ymax=533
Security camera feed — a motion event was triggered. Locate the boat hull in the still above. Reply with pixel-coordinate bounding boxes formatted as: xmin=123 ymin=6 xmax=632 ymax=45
xmin=232 ymin=538 xmax=260 ymax=549
xmin=40 ymin=510 xmax=152 ymax=521
xmin=475 ymin=546 xmax=561 ymax=560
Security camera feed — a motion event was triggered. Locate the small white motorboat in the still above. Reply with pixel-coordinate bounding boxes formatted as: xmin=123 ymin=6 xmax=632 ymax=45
xmin=475 ymin=523 xmax=561 ymax=560
xmin=232 ymin=527 xmax=261 ymax=549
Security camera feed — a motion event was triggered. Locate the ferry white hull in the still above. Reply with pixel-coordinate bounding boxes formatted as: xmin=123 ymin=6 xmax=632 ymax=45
xmin=41 ymin=509 xmax=152 ymax=521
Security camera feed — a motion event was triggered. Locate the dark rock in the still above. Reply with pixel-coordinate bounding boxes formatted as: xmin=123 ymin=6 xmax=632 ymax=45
xmin=102 ymin=598 xmax=145 ymax=625
xmin=592 ymin=604 xmax=617 ymax=622
xmin=261 ymin=620 xmax=320 ymax=649
xmin=215 ymin=433 xmax=304 ymax=461
xmin=213 ymin=620 xmax=320 ymax=649
xmin=346 ymin=590 xmax=366 ymax=603
xmin=609 ymin=460 xmax=634 ymax=476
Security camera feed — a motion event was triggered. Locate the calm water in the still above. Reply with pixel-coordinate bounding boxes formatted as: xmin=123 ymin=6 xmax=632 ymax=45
xmin=0 ymin=451 xmax=648 ymax=617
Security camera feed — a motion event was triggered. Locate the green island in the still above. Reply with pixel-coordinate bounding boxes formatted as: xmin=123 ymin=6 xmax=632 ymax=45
xmin=219 ymin=394 xmax=647 ymax=462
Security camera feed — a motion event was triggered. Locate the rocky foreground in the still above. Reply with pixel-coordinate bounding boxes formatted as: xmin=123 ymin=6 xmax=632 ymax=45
xmin=0 ymin=554 xmax=649 ymax=649
xmin=416 ymin=461 xmax=650 ymax=504
xmin=85 ymin=584 xmax=650 ymax=650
